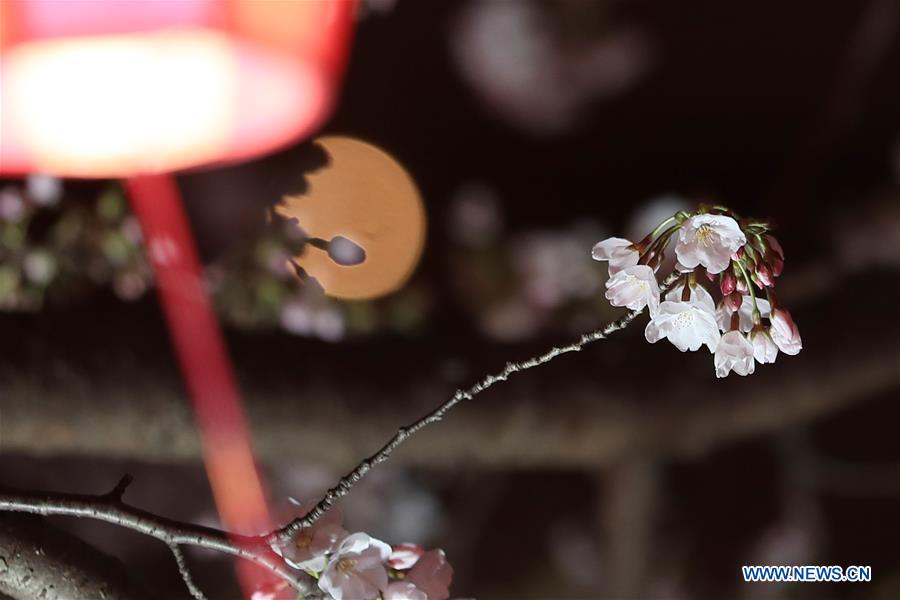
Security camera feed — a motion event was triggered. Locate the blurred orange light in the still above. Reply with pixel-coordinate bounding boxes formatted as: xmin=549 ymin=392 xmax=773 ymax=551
xmin=277 ymin=136 xmax=427 ymax=300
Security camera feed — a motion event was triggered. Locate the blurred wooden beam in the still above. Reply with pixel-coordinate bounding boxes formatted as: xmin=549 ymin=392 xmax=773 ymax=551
xmin=1 ymin=338 xmax=896 ymax=469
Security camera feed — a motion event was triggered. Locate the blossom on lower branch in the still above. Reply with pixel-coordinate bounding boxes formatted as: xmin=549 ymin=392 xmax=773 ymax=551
xmin=409 ymin=550 xmax=454 ymax=598
xmin=267 ymin=501 xmax=454 ymax=600
xmin=272 ymin=499 xmax=347 ymax=572
xmin=592 ymin=205 xmax=802 ymax=378
xmin=388 ymin=543 xmax=425 ymax=569
xmin=384 ymin=581 xmax=428 ymax=600
xmin=383 ymin=549 xmax=453 ymax=600
xmin=319 ymin=533 xmax=392 ymax=600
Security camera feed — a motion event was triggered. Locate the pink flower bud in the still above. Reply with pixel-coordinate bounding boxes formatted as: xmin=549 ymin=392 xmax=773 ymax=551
xmin=720 ymin=272 xmax=736 ymax=295
xmin=389 ymin=544 xmax=425 ymax=570
xmin=736 ymin=276 xmax=748 ymax=294
xmin=725 ymin=291 xmax=742 ymax=312
xmin=772 ymin=257 xmax=784 ymax=277
xmin=756 ymin=263 xmax=774 ymax=287
xmin=732 ymin=246 xmax=745 ymax=260
xmin=765 ymin=234 xmax=784 ymax=259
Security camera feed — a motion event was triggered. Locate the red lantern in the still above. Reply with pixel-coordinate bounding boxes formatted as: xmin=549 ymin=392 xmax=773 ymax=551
xmin=1 ymin=1 xmax=356 ymax=595
xmin=1 ymin=0 xmax=355 ymax=175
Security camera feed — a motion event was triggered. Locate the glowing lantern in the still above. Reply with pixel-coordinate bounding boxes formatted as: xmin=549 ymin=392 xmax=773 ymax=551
xmin=0 ymin=0 xmax=355 ymax=175
xmin=1 ymin=1 xmax=356 ymax=595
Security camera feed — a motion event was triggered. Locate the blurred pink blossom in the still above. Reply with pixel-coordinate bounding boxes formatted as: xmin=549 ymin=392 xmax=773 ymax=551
xmin=451 ymin=0 xmax=651 ymax=135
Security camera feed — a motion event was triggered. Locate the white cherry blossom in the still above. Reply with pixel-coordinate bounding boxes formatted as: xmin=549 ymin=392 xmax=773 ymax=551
xmin=605 ymin=265 xmax=660 ymax=316
xmin=592 ymin=207 xmax=796 ymax=379
xmin=770 ymin=308 xmax=802 ymax=356
xmin=271 ymin=500 xmax=347 ymax=573
xmin=715 ymin=296 xmax=771 ymax=332
xmin=318 ymin=533 xmax=392 ymax=600
xmin=750 ymin=328 xmax=779 ymax=364
xmin=591 ymin=237 xmax=640 ymax=274
xmin=645 ymin=300 xmax=721 ymax=352
xmin=714 ymin=330 xmax=756 ymax=377
xmin=674 ymin=260 xmax=693 ymax=273
xmin=674 ymin=214 xmax=746 ymax=274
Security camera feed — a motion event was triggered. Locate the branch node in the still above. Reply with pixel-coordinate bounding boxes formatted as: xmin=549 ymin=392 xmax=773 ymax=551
xmin=104 ymin=474 xmax=134 ymax=502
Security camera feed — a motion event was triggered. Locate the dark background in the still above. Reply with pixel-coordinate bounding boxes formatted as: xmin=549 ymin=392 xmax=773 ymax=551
xmin=2 ymin=1 xmax=899 ymax=598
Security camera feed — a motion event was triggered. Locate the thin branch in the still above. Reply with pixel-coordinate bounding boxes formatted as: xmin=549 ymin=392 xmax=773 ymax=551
xmin=169 ymin=543 xmax=208 ymax=600
xmin=104 ymin=473 xmax=134 ymax=502
xmin=0 ymin=488 xmax=312 ymax=596
xmin=272 ymin=272 xmax=681 ymax=542
xmin=0 ymin=270 xmax=681 ymax=593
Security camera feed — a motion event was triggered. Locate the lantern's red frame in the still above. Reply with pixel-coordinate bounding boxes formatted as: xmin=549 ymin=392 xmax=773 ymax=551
xmin=0 ymin=1 xmax=356 ymax=595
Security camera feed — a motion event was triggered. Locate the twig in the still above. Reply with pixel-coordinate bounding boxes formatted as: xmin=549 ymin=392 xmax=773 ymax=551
xmin=104 ymin=474 xmax=134 ymax=502
xmin=169 ymin=543 xmax=207 ymax=600
xmin=0 ymin=488 xmax=313 ymax=596
xmin=272 ymin=272 xmax=681 ymax=542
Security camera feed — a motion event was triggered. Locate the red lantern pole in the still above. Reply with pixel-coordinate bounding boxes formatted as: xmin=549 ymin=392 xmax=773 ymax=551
xmin=125 ymin=173 xmax=272 ymax=595
xmin=2 ymin=2 xmax=357 ymax=592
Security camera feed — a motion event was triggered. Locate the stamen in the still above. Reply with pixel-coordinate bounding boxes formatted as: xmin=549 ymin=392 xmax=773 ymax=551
xmin=337 ymin=558 xmax=357 ymax=575
xmin=294 ymin=529 xmax=313 ymax=549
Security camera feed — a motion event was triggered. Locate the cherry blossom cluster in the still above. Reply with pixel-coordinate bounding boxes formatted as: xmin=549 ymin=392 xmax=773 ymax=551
xmin=592 ymin=206 xmax=802 ymax=377
xmin=260 ymin=500 xmax=453 ymax=600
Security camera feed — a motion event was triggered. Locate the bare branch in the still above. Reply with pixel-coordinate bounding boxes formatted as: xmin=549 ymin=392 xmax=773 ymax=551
xmin=0 ymin=487 xmax=312 ymax=597
xmin=169 ymin=544 xmax=207 ymax=600
xmin=272 ymin=272 xmax=682 ymax=542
